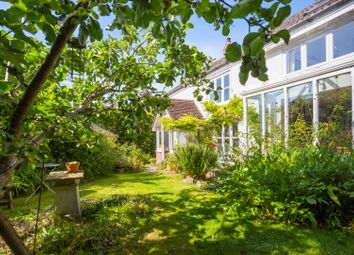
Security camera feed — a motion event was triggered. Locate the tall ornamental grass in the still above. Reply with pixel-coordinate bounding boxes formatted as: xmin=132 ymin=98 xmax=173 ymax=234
xmin=173 ymin=143 xmax=218 ymax=179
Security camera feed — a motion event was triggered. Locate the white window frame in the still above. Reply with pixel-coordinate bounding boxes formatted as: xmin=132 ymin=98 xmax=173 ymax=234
xmin=331 ymin=21 xmax=354 ymax=61
xmin=305 ymin=34 xmax=327 ymax=68
xmin=210 ymin=72 xmax=231 ymax=103
xmin=286 ymin=45 xmax=302 ymax=74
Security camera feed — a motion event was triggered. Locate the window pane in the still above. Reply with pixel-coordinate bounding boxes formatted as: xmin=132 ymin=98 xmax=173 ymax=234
xmin=224 ymin=88 xmax=230 ymax=101
xmin=334 ymin=23 xmax=354 ymax=58
xmin=287 ymin=47 xmax=301 ymax=73
xmin=217 ymin=78 xmax=222 ymax=102
xmin=247 ymin=95 xmax=263 ymax=132
xmin=265 ymin=89 xmax=284 ymax=133
xmin=307 ymin=36 xmax=326 ymax=67
xmin=318 ymin=73 xmax=352 ymax=147
xmin=288 ymin=82 xmax=313 ymax=146
xmin=210 ymin=81 xmax=215 ymax=100
xmin=224 ymin=74 xmax=230 ymax=88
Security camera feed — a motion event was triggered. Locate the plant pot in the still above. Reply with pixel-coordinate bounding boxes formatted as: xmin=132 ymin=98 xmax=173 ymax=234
xmin=65 ymin=161 xmax=80 ymax=173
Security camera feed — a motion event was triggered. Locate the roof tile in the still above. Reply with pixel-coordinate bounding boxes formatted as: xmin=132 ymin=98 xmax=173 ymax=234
xmin=167 ymin=99 xmax=203 ymax=120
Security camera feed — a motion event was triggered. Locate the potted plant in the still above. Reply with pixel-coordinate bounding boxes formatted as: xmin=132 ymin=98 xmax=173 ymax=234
xmin=65 ymin=161 xmax=80 ymax=173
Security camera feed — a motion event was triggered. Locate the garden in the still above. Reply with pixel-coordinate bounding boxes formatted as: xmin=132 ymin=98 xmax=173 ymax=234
xmin=0 ymin=1 xmax=354 ymax=254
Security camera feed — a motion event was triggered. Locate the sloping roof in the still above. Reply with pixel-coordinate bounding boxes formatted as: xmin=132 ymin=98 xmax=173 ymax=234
xmin=209 ymin=57 xmax=228 ymax=73
xmin=167 ymin=99 xmax=203 ymax=120
xmin=277 ymin=0 xmax=348 ymax=31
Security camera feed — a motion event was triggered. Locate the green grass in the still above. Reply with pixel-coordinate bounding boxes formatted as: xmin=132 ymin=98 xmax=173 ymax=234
xmin=2 ymin=172 xmax=354 ymax=254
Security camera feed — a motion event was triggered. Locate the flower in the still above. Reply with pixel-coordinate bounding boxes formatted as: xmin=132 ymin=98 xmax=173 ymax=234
xmin=211 ymin=143 xmax=217 ymax=149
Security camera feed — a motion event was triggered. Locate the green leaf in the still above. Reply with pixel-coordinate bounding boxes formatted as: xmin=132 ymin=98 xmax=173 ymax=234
xmin=239 ymin=70 xmax=249 ymax=85
xmin=274 ymin=29 xmax=290 ymax=44
xmin=273 ymin=5 xmax=291 ymax=27
xmin=0 ymin=80 xmax=13 ymax=92
xmin=306 ymin=197 xmax=317 ymax=205
xmin=98 ymin=4 xmax=111 ymax=16
xmin=328 ymin=189 xmax=341 ymax=206
xmin=222 ymin=26 xmax=230 ymax=36
xmin=231 ymin=0 xmax=262 ymax=19
xmin=225 ymin=42 xmax=241 ymax=62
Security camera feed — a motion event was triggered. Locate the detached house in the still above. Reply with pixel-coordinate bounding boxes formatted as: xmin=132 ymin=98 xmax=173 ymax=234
xmin=153 ymin=0 xmax=354 ymax=162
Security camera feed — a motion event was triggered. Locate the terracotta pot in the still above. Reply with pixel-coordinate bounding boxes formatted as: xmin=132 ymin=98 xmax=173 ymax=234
xmin=65 ymin=161 xmax=80 ymax=173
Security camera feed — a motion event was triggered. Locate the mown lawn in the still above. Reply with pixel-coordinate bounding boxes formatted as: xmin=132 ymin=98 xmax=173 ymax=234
xmin=1 ymin=172 xmax=354 ymax=254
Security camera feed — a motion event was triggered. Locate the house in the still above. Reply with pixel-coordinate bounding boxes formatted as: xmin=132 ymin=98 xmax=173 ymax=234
xmin=153 ymin=0 xmax=354 ymax=162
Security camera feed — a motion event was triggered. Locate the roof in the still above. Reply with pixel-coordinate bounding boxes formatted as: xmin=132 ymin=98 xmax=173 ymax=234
xmin=277 ymin=0 xmax=348 ymax=31
xmin=208 ymin=57 xmax=228 ymax=73
xmin=167 ymin=99 xmax=204 ymax=120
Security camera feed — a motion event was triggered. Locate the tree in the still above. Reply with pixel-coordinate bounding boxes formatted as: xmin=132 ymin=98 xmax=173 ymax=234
xmin=0 ymin=0 xmax=292 ymax=253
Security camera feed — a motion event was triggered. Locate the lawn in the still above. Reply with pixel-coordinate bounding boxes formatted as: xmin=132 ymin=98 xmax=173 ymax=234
xmin=1 ymin=172 xmax=354 ymax=254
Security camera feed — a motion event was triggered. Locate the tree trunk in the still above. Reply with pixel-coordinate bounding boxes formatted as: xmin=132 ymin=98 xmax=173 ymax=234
xmin=0 ymin=9 xmax=82 ymax=255
xmin=0 ymin=208 xmax=28 ymax=255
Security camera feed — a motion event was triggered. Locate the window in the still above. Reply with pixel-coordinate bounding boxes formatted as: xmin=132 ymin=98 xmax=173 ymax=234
xmin=224 ymin=74 xmax=230 ymax=101
xmin=307 ymin=36 xmax=326 ymax=67
xmin=333 ymin=22 xmax=354 ymax=58
xmin=288 ymin=82 xmax=313 ymax=146
xmin=247 ymin=95 xmax=263 ymax=132
xmin=318 ymin=73 xmax=352 ymax=147
xmin=210 ymin=81 xmax=215 ymax=101
xmin=287 ymin=47 xmax=301 ymax=73
xmin=210 ymin=73 xmax=231 ymax=102
xmin=216 ymin=77 xmax=222 ymax=103
xmin=265 ymin=90 xmax=284 ymax=134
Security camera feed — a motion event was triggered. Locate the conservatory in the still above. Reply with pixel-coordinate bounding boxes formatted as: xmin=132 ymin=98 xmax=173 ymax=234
xmin=243 ymin=71 xmax=353 ymax=149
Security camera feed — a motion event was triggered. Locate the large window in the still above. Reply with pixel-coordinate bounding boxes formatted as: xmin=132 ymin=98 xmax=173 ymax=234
xmin=333 ymin=22 xmax=354 ymax=58
xmin=318 ymin=73 xmax=352 ymax=147
xmin=287 ymin=47 xmax=301 ymax=73
xmin=288 ymin=82 xmax=313 ymax=146
xmin=265 ymin=90 xmax=284 ymax=137
xmin=307 ymin=36 xmax=326 ymax=67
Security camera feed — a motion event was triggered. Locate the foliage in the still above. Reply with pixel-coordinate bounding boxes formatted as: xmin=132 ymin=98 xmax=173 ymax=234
xmin=220 ymin=145 xmax=354 ymax=228
xmin=202 ymin=96 xmax=243 ymax=127
xmin=117 ymin=143 xmax=151 ymax=172
xmin=157 ymin=153 xmax=178 ymax=172
xmin=49 ymin=134 xmax=120 ymax=180
xmin=159 ymin=115 xmax=202 ymax=132
xmin=37 ymin=195 xmax=154 ymax=255
xmin=173 ymin=143 xmax=218 ymax=179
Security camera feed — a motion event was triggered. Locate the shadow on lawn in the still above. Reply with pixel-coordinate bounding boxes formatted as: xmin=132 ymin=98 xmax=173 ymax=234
xmin=114 ymin=189 xmax=351 ymax=255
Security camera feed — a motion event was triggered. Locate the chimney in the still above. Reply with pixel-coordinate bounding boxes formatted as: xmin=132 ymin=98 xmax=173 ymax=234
xmin=223 ymin=37 xmax=231 ymax=54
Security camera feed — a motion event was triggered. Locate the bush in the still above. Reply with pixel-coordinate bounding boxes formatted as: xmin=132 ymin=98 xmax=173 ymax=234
xmin=116 ymin=143 xmax=151 ymax=172
xmin=49 ymin=136 xmax=123 ymax=180
xmin=173 ymin=143 xmax=218 ymax=179
xmin=157 ymin=154 xmax=178 ymax=172
xmin=220 ymin=145 xmax=354 ymax=227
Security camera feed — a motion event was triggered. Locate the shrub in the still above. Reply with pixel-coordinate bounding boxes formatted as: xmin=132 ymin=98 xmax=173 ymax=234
xmin=220 ymin=145 xmax=354 ymax=227
xmin=173 ymin=143 xmax=218 ymax=179
xmin=117 ymin=143 xmax=151 ymax=172
xmin=49 ymin=136 xmax=124 ymax=180
xmin=157 ymin=154 xmax=178 ymax=172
